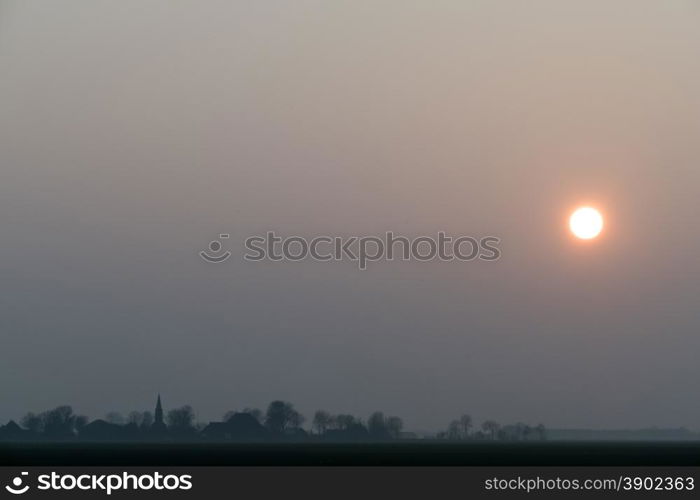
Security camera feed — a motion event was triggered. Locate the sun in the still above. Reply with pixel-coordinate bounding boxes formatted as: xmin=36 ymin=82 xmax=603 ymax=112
xmin=569 ymin=207 xmax=603 ymax=240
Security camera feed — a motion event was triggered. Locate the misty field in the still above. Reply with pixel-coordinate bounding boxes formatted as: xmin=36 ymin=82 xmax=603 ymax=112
xmin=1 ymin=442 xmax=699 ymax=466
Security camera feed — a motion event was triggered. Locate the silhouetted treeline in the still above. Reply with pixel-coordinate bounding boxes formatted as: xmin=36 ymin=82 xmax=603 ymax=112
xmin=437 ymin=414 xmax=547 ymax=441
xmin=0 ymin=398 xmax=545 ymax=442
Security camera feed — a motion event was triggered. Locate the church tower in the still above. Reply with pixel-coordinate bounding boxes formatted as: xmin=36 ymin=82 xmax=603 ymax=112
xmin=150 ymin=394 xmax=167 ymax=434
xmin=155 ymin=394 xmax=164 ymax=426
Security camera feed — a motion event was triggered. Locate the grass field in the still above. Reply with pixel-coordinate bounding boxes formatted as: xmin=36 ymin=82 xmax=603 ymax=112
xmin=1 ymin=442 xmax=699 ymax=466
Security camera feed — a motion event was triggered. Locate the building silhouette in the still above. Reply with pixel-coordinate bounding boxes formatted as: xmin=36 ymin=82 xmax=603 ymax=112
xmin=150 ymin=394 xmax=167 ymax=435
xmin=201 ymin=412 xmax=268 ymax=441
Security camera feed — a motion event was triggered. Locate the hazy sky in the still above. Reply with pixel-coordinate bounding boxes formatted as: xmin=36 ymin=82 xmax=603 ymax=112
xmin=1 ymin=0 xmax=699 ymax=431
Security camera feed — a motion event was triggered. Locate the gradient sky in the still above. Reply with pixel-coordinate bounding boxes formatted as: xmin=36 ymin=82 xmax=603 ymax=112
xmin=1 ymin=0 xmax=699 ymax=431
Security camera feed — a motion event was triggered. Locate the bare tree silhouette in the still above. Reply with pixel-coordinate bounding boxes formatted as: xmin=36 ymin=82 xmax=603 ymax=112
xmin=459 ymin=415 xmax=472 ymax=439
xmin=482 ymin=420 xmax=500 ymax=440
xmin=167 ymin=406 xmax=196 ymax=436
xmin=312 ymin=410 xmax=332 ymax=435
xmin=264 ymin=401 xmax=303 ymax=434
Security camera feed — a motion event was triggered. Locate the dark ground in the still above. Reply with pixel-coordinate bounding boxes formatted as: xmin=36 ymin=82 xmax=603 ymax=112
xmin=1 ymin=442 xmax=699 ymax=466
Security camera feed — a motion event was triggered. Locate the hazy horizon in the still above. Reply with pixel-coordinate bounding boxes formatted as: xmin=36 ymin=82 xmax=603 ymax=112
xmin=1 ymin=0 xmax=699 ymax=432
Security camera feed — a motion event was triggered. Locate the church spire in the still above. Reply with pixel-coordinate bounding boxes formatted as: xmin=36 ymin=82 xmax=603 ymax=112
xmin=155 ymin=394 xmax=164 ymax=425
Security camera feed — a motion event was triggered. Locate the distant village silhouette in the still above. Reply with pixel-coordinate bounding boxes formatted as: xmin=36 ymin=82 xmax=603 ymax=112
xmin=0 ymin=395 xmax=548 ymax=442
